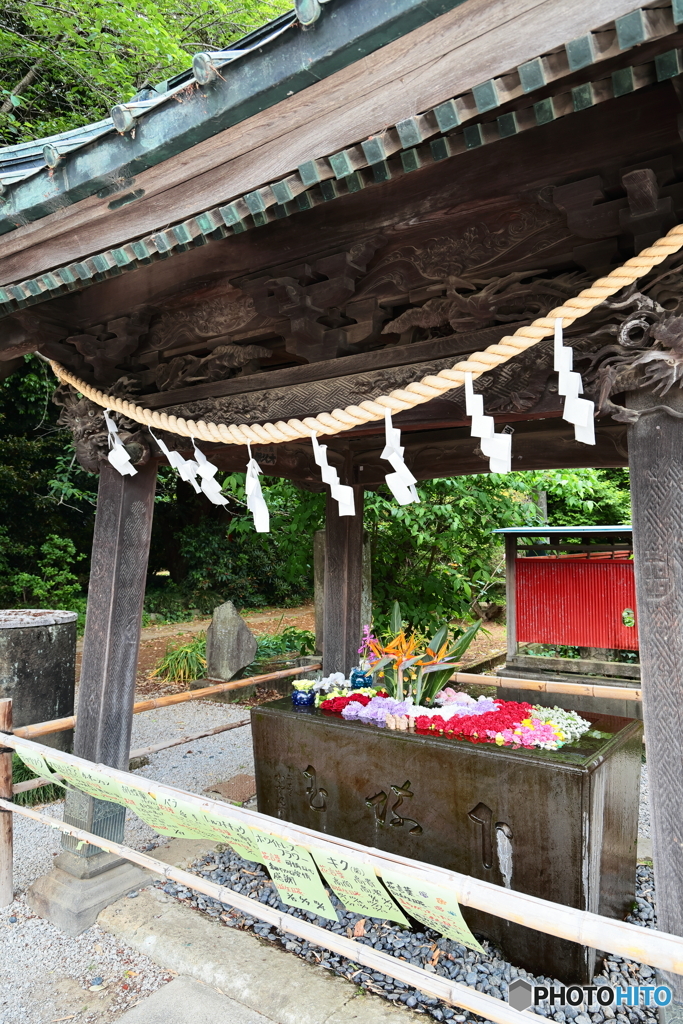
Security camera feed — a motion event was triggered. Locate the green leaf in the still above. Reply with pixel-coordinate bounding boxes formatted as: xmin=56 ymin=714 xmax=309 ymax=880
xmin=426 ymin=623 xmax=448 ymax=656
xmin=390 ymin=600 xmax=402 ymax=635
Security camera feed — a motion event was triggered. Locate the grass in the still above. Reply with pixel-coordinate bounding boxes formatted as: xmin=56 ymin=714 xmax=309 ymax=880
xmin=12 ymin=753 xmax=63 ymax=806
xmin=150 ymin=625 xmax=316 ymax=684
xmin=149 ymin=632 xmax=207 ymax=684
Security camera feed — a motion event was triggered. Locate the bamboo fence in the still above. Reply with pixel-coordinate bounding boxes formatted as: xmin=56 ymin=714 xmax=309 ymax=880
xmin=13 ymin=663 xmax=320 ymax=740
xmin=1 ymin=727 xmax=679 ymax=979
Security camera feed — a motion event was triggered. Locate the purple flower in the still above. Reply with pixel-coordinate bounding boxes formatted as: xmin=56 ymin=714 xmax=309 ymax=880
xmin=342 ymin=695 xmax=410 ymax=727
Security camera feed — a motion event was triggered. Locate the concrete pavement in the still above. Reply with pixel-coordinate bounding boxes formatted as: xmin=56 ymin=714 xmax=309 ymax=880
xmin=101 ymin=886 xmax=422 ymax=1024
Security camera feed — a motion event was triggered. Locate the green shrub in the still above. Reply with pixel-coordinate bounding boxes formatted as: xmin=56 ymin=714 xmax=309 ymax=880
xmin=255 ymin=625 xmax=316 ymax=660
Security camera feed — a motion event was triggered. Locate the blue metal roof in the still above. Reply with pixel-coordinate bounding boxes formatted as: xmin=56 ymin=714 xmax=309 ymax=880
xmin=493 ymin=526 xmax=632 ymax=535
xmin=0 ymin=0 xmax=468 ymax=230
xmin=0 ymin=10 xmax=299 ymax=191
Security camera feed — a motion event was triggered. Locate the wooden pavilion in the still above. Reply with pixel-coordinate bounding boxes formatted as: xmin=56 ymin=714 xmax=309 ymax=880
xmin=2 ymin=0 xmax=683 ymax=1002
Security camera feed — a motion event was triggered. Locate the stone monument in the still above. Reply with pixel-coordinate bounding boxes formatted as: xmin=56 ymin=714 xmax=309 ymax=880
xmin=202 ymin=601 xmax=258 ymax=700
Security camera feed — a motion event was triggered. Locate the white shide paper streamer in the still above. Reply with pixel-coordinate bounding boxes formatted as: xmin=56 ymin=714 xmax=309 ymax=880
xmin=381 ymin=410 xmax=420 ymax=506
xmin=103 ymin=410 xmax=137 ymax=476
xmin=149 ymin=428 xmax=228 ymax=505
xmin=311 ymin=435 xmax=355 ymax=516
xmin=554 ymin=318 xmax=595 ymax=445
xmin=149 ymin=428 xmax=201 ymax=492
xmin=464 ymin=375 xmax=511 ymax=474
xmin=191 ymin=441 xmax=229 ymax=505
xmin=246 ymin=444 xmax=270 ymax=533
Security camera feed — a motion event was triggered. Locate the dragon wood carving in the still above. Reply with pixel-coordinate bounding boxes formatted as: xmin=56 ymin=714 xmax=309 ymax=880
xmin=574 ymin=255 xmax=683 ymax=423
xmin=382 ymin=271 xmax=590 ymax=336
xmin=53 ymin=382 xmax=150 ymax=472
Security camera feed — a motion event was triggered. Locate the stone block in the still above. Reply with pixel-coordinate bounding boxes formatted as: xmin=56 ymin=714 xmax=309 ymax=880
xmin=27 ymin=856 xmax=150 ymax=936
xmin=205 ymin=601 xmax=257 ymax=686
xmin=0 ymin=609 xmax=76 ymax=751
xmin=205 ymin=773 xmax=256 ymax=804
xmin=252 ymin=699 xmax=642 ymax=984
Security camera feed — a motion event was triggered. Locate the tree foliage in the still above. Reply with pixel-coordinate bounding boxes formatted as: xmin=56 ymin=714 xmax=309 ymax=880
xmin=0 ymin=0 xmax=291 ymax=143
xmin=0 ymin=357 xmax=96 ymax=608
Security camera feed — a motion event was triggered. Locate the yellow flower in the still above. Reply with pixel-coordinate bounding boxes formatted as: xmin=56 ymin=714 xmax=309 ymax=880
xmin=495 ymin=733 xmax=505 ymax=746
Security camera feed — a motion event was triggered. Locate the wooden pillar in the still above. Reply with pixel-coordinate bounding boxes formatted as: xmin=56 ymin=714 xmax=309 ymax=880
xmin=323 ymin=486 xmax=364 ymax=676
xmin=505 ymin=534 xmax=517 ymax=662
xmin=628 ymin=388 xmax=683 ymax=1002
xmin=0 ymin=698 xmax=12 ymax=907
xmin=62 ymin=458 xmax=157 ymax=856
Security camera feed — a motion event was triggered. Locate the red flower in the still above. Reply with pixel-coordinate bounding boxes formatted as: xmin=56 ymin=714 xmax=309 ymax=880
xmin=414 ymin=702 xmax=534 ymax=745
xmin=320 ymin=693 xmax=372 ymax=713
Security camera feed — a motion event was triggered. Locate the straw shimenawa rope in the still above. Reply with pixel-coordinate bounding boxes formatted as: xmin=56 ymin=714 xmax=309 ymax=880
xmin=49 ymin=224 xmax=683 ymax=446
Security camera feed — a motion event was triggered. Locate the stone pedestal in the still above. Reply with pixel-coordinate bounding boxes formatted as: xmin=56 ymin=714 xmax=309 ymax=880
xmin=252 ymin=699 xmax=642 ymax=984
xmin=28 ymin=849 xmax=149 ymax=936
xmin=0 ymin=609 xmax=76 ymax=751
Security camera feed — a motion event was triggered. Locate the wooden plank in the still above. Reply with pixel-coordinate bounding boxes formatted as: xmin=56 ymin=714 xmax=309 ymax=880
xmin=0 ymin=698 xmax=12 ymax=907
xmin=61 ymin=459 xmax=158 ymax=855
xmin=628 ymin=385 xmax=683 ymax=1002
xmin=509 ymin=653 xmax=640 ymax=679
xmin=0 ymin=0 xmax=654 ymax=285
xmin=59 ymin=83 xmax=680 ymax=328
xmin=14 ymin=664 xmax=321 ymax=740
xmin=75 ymin=460 xmax=158 ymax=769
xmin=323 ymin=482 xmax=364 ymax=675
xmin=12 ymin=718 xmax=251 ymax=792
xmin=505 ymin=534 xmax=517 ymax=661
xmin=138 ymin=324 xmax=517 ymax=410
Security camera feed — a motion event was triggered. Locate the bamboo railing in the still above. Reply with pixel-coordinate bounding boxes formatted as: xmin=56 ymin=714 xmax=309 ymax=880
xmin=1 ymin=724 xmax=682 ymax=1024
xmin=12 ymin=663 xmax=321 ymax=740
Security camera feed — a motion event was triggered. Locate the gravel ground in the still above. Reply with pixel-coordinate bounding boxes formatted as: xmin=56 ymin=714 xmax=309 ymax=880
xmin=159 ymin=854 xmax=658 ymax=1024
xmin=4 ymin=698 xmax=253 ymax=1024
xmin=0 ymin=894 xmax=175 ymax=1024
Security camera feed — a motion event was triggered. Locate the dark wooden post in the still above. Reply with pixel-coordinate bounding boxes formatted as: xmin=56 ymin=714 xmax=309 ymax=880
xmin=323 ymin=486 xmax=364 ymax=676
xmin=504 ymin=533 xmax=517 ymax=662
xmin=628 ymin=388 xmax=683 ymax=1004
xmin=0 ymin=697 xmax=12 ymax=907
xmin=61 ymin=458 xmax=158 ymax=856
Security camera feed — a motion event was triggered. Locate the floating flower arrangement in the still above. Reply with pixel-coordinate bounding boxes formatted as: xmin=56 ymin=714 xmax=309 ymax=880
xmin=291 ymin=603 xmax=591 ymax=750
xmin=315 ymin=691 xmax=591 ymax=750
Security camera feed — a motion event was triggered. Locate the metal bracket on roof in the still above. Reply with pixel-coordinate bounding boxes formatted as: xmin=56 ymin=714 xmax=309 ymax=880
xmin=42 ymin=144 xmax=61 ymax=169
xmin=193 ymin=50 xmax=246 ymax=85
xmin=193 ymin=17 xmax=297 ymax=86
xmin=111 ymin=97 xmax=164 ymax=134
xmin=295 ymin=0 xmax=322 ymax=26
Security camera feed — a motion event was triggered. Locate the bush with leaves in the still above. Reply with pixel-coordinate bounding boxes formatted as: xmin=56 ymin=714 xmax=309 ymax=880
xmin=525 ymin=468 xmax=631 ymax=527
xmin=0 ymin=356 xmax=95 ymax=612
xmin=366 ymin=475 xmax=538 ymax=633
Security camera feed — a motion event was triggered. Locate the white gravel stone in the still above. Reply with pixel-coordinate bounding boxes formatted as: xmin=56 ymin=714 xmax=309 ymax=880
xmin=0 ymin=894 xmax=174 ymax=1024
xmin=6 ymin=698 xmax=254 ymax=1022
